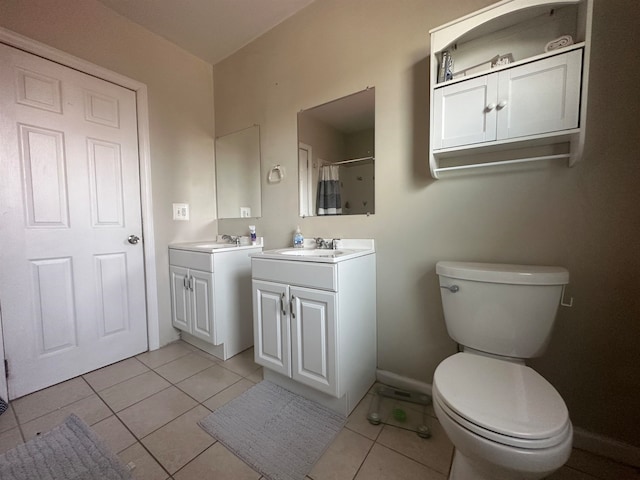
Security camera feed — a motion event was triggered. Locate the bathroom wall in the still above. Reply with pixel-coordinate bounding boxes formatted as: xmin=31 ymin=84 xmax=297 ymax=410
xmin=215 ymin=0 xmax=640 ymax=449
xmin=0 ymin=0 xmax=217 ymax=346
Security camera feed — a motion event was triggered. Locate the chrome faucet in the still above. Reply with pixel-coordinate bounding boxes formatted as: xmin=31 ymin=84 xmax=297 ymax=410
xmin=314 ymin=237 xmax=335 ymax=249
xmin=222 ymin=234 xmax=240 ymax=246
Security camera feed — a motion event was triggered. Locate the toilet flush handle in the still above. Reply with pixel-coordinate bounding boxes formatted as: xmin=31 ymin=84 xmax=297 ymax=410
xmin=440 ymin=285 xmax=459 ymax=293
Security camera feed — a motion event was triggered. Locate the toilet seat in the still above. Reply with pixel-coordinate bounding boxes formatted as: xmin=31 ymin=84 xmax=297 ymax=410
xmin=433 ymin=353 xmax=571 ymax=449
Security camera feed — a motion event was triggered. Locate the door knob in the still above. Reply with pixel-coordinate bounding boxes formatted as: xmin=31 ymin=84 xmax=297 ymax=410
xmin=127 ymin=235 xmax=140 ymax=245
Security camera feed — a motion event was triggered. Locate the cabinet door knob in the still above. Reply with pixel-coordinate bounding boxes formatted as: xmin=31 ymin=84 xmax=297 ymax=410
xmin=485 ymin=103 xmax=496 ymax=112
xmin=290 ymin=295 xmax=296 ymax=319
xmin=497 ymin=100 xmax=508 ymax=110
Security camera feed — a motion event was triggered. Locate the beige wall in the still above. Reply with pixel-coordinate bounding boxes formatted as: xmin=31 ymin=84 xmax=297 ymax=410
xmin=215 ymin=0 xmax=640 ymax=448
xmin=0 ymin=0 xmax=217 ymax=345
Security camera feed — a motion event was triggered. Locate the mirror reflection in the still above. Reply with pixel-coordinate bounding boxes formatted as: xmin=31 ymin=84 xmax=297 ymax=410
xmin=215 ymin=125 xmax=262 ymax=219
xmin=298 ymin=88 xmax=375 ymax=217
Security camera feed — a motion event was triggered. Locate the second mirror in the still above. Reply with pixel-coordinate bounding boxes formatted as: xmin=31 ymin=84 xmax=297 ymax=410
xmin=298 ymin=88 xmax=375 ymax=217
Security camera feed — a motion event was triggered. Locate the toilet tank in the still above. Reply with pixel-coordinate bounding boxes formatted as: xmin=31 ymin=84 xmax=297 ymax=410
xmin=436 ymin=261 xmax=569 ymax=358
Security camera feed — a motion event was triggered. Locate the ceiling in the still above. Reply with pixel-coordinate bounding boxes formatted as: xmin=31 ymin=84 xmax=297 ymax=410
xmin=97 ymin=0 xmax=315 ymax=65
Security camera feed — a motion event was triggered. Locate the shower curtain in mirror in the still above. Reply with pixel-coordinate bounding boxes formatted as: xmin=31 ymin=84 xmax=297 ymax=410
xmin=316 ymin=165 xmax=342 ymax=215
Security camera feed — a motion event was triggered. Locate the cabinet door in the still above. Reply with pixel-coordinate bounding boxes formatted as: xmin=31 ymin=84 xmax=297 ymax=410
xmin=290 ymin=286 xmax=338 ymax=397
xmin=169 ymin=266 xmax=190 ymax=333
xmin=432 ymin=74 xmax=498 ymax=150
xmin=253 ymin=280 xmax=290 ymax=377
xmin=496 ymin=49 xmax=582 ymax=140
xmin=189 ymin=269 xmax=217 ymax=344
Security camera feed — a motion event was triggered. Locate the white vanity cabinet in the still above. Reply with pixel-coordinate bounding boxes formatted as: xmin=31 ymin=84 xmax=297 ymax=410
xmin=428 ymin=0 xmax=593 ymax=177
xmin=433 ymin=49 xmax=582 ymax=150
xmin=251 ymin=246 xmax=376 ymax=415
xmin=169 ymin=242 xmax=263 ymax=360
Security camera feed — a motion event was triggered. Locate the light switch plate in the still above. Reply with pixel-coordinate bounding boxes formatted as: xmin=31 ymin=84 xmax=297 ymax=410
xmin=240 ymin=207 xmax=251 ymax=218
xmin=173 ymin=203 xmax=189 ymax=221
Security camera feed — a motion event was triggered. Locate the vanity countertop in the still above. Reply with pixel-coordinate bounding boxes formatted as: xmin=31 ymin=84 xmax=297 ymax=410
xmin=170 ymin=237 xmax=263 ymax=254
xmin=252 ymin=239 xmax=374 ymax=264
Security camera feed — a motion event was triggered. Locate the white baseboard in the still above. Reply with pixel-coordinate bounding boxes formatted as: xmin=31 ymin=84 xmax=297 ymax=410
xmin=573 ymin=427 xmax=640 ymax=468
xmin=375 ymin=369 xmax=432 ymax=396
xmin=376 ymin=369 xmax=640 ymax=468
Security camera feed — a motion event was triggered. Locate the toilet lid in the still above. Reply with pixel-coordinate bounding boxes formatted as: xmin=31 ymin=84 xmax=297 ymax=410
xmin=434 ymin=353 xmax=569 ymax=441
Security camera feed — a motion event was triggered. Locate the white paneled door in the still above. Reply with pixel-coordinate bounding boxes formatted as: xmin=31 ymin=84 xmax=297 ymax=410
xmin=0 ymin=43 xmax=148 ymax=399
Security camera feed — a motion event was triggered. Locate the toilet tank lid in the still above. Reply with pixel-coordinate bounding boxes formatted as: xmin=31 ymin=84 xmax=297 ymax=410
xmin=436 ymin=261 xmax=569 ymax=285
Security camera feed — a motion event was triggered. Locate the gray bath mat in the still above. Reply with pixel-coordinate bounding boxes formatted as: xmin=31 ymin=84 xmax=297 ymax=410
xmin=199 ymin=380 xmax=346 ymax=480
xmin=0 ymin=413 xmax=132 ymax=479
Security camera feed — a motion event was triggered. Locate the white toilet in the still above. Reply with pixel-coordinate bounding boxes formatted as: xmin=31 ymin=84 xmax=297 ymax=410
xmin=433 ymin=261 xmax=573 ymax=480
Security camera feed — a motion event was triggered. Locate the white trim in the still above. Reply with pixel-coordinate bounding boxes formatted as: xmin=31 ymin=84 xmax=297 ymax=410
xmin=375 ymin=369 xmax=432 ymax=396
xmin=0 ymin=27 xmax=160 ymax=351
xmin=573 ymin=427 xmax=640 ymax=468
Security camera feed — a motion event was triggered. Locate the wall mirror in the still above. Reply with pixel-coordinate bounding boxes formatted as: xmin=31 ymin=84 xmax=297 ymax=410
xmin=215 ymin=125 xmax=262 ymax=219
xmin=298 ymin=87 xmax=375 ymax=217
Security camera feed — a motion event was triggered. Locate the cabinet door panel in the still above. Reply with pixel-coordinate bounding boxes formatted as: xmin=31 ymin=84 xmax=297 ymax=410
xmin=496 ymin=49 xmax=582 ymax=139
xmin=190 ymin=269 xmax=217 ymax=344
xmin=433 ymin=75 xmax=497 ymax=149
xmin=290 ymin=286 xmax=338 ymax=397
xmin=253 ymin=280 xmax=290 ymax=377
xmin=170 ymin=266 xmax=190 ymax=333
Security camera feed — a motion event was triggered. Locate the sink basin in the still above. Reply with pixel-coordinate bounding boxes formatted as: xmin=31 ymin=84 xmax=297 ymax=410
xmin=280 ymin=249 xmax=345 ymax=257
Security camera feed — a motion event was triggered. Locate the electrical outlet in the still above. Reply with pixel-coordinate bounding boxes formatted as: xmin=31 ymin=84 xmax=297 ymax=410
xmin=173 ymin=203 xmax=189 ymax=221
xmin=240 ymin=207 xmax=251 ymax=218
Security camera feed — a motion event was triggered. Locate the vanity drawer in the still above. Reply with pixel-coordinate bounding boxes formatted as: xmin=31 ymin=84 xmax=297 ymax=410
xmin=169 ymin=249 xmax=214 ymax=272
xmin=252 ymin=258 xmax=337 ymax=291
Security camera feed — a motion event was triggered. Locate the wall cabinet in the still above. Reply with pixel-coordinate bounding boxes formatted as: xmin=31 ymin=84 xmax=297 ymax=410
xmin=169 ymin=243 xmax=262 ymax=360
xmin=251 ymin=249 xmax=376 ymax=415
xmin=428 ymin=0 xmax=593 ymax=178
xmin=433 ymin=49 xmax=582 ymax=150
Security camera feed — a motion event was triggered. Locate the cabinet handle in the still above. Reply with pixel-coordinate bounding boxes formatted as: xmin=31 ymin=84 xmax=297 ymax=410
xmin=183 ymin=277 xmax=188 ymax=289
xmin=290 ymin=295 xmax=296 ymax=319
xmin=281 ymin=292 xmax=286 ymax=316
xmin=497 ymin=100 xmax=508 ymax=110
xmin=485 ymin=102 xmax=496 ymax=112
xmin=188 ymin=276 xmax=194 ymax=291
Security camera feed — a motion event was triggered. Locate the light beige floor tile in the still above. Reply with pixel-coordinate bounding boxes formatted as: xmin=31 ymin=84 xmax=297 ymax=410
xmin=0 ymin=406 xmax=18 ymax=433
xmin=376 ymin=420 xmax=453 ymax=475
xmin=98 ymin=371 xmax=171 ymax=412
xmin=173 ymin=442 xmax=261 ymax=480
xmin=309 ymin=428 xmax=373 ymax=480
xmin=12 ymin=377 xmax=93 ymax=424
xmin=566 ymin=448 xmax=640 ymax=480
xmin=21 ymin=394 xmax=112 ymax=441
xmin=141 ymin=405 xmax=214 ymax=474
xmin=176 ymin=364 xmax=242 ymax=402
xmin=547 ymin=465 xmax=599 ymax=479
xmin=118 ymin=386 xmax=198 ymax=439
xmin=119 ymin=442 xmax=170 ymax=480
xmin=221 ymin=348 xmax=261 ymax=377
xmin=355 ymin=443 xmax=446 ymax=480
xmin=202 ymin=379 xmax=255 ymax=411
xmin=189 ymin=348 xmax=223 ymax=363
xmin=0 ymin=427 xmax=23 ymax=454
xmin=136 ymin=342 xmax=193 ymax=369
xmin=246 ymin=367 xmax=264 ymax=384
xmin=154 ymin=353 xmax=216 ymax=384
xmin=83 ymin=357 xmax=149 ymax=391
xmin=91 ymin=415 xmax=137 ymax=454
xmin=345 ymin=393 xmax=384 ymax=441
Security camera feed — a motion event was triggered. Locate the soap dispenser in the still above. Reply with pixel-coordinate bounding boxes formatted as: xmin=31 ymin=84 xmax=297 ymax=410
xmin=293 ymin=226 xmax=304 ymax=248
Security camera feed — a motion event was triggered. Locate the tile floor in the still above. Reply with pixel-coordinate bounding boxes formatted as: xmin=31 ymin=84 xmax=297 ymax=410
xmin=0 ymin=340 xmax=638 ymax=480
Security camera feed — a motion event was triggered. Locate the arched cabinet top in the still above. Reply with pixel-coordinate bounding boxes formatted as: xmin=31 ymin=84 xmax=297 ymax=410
xmin=430 ymin=0 xmax=583 ymax=54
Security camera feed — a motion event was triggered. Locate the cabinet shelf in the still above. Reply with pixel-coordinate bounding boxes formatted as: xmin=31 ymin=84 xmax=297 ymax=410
xmin=428 ymin=0 xmax=592 ymax=178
